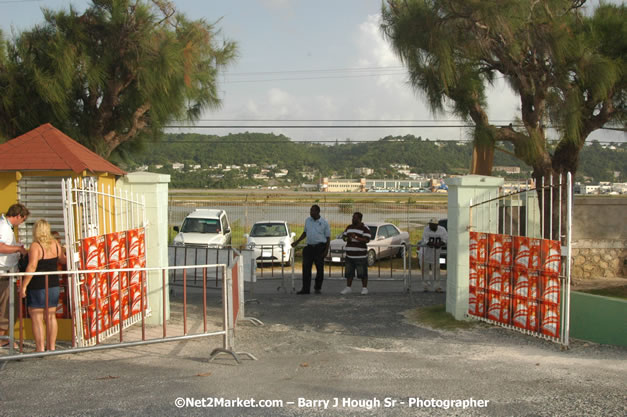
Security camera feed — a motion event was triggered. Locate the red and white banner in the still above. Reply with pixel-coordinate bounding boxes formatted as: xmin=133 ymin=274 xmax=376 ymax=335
xmin=469 ymin=232 xmax=562 ymax=341
xmin=77 ymin=228 xmax=147 ymax=341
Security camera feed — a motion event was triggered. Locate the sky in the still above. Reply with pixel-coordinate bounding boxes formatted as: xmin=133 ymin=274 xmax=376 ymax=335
xmin=1 ymin=0 xmax=624 ymax=144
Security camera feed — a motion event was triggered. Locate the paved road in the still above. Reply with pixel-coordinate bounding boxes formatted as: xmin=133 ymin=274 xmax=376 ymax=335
xmin=1 ymin=278 xmax=625 ymax=416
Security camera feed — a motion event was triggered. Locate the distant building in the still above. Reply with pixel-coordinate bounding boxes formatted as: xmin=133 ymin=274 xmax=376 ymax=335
xmin=582 ymin=185 xmax=600 ymax=195
xmin=493 ymin=166 xmax=521 ymax=174
xmin=172 ymin=163 xmax=184 ymax=170
xmin=611 ymin=183 xmax=627 ymax=194
xmin=390 ymin=163 xmax=410 ymax=170
xmin=320 ymin=177 xmax=366 ymax=192
xmin=321 ymin=177 xmax=429 ymax=192
xmin=354 ymin=167 xmax=374 ymax=176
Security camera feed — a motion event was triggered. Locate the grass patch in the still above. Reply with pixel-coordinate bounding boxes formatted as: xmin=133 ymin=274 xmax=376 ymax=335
xmin=403 ymin=304 xmax=478 ymax=330
xmin=578 ymin=285 xmax=627 ymax=300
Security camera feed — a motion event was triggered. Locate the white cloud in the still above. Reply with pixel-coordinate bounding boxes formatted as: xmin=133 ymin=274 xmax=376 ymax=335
xmin=258 ymin=0 xmax=293 ymax=10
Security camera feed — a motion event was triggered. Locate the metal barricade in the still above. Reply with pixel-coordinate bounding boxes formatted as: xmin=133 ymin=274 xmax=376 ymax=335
xmin=286 ymin=243 xmax=447 ymax=293
xmin=0 ymin=263 xmax=255 ymax=364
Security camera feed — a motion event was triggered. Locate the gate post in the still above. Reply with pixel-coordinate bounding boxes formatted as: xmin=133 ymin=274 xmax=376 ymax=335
xmin=117 ymin=172 xmax=171 ymax=325
xmin=445 ymin=175 xmax=503 ymax=320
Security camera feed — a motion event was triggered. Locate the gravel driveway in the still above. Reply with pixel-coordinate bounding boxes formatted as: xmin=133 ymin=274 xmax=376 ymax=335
xmin=0 ymin=278 xmax=625 ymax=416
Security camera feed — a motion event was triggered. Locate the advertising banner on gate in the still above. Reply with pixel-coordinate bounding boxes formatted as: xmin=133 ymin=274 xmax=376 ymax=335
xmin=469 ymin=232 xmax=488 ymax=265
xmin=487 ymin=266 xmax=511 ymax=294
xmin=541 ymin=239 xmax=561 ymax=276
xmin=513 ymin=271 xmax=538 ymax=300
xmin=469 ymin=263 xmax=487 ymax=289
xmin=470 ymin=231 xmax=563 ymax=340
xmin=76 ymin=228 xmax=148 ymax=343
xmin=541 ymin=303 xmax=560 ymax=338
xmin=488 ymin=234 xmax=513 ymax=268
xmin=513 ymin=297 xmax=539 ymax=331
xmin=468 ymin=288 xmax=486 ymax=317
xmin=513 ymin=237 xmax=541 ymax=272
xmin=540 ymin=274 xmax=561 ymax=305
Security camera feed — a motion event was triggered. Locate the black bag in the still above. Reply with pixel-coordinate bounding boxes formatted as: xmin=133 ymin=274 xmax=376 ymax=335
xmin=18 ymin=254 xmax=29 ymax=272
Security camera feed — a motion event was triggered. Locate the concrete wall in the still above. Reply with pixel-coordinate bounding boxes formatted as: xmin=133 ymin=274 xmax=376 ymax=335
xmin=570 ymin=291 xmax=627 ymax=347
xmin=117 ymin=172 xmax=171 ymax=325
xmin=573 ymin=196 xmax=627 ymax=240
xmin=572 ymin=197 xmax=627 ymax=279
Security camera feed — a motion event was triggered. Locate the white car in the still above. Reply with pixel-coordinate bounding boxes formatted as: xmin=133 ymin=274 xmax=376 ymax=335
xmin=326 ymin=222 xmax=410 ymax=267
xmin=244 ymin=221 xmax=295 ymax=265
xmin=172 ymin=209 xmax=232 ymax=248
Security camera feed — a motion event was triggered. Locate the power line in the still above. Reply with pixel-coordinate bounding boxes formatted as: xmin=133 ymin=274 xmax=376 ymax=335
xmin=0 ymin=0 xmax=42 ymax=3
xmin=165 ymin=124 xmax=479 ymax=129
xmin=222 ymin=72 xmax=407 ymax=83
xmin=159 ymin=138 xmax=624 ymax=145
xmin=185 ymin=118 xmax=519 ymax=123
xmin=166 ymin=123 xmax=624 ymax=132
xmin=226 ymin=66 xmax=406 ymax=76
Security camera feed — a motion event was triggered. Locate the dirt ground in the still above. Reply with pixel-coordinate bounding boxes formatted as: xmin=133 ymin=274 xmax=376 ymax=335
xmin=1 ymin=277 xmax=625 ymax=417
xmin=570 ymin=276 xmax=627 ymax=295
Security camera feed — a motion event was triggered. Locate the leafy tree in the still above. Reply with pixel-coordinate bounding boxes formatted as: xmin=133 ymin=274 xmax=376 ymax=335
xmin=381 ymin=0 xmax=625 ymax=237
xmin=0 ymin=0 xmax=236 ymax=158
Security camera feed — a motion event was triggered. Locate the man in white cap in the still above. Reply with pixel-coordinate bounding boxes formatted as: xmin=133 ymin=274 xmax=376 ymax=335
xmin=418 ymin=218 xmax=448 ymax=292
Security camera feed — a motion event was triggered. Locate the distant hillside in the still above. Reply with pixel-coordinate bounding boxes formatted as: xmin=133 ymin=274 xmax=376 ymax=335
xmin=120 ymin=133 xmax=626 ymax=187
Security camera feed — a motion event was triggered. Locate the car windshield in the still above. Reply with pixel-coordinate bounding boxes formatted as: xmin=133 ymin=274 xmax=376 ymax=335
xmin=250 ymin=223 xmax=287 ymax=237
xmin=367 ymin=226 xmax=378 ymax=238
xmin=181 ymin=218 xmax=220 ymax=234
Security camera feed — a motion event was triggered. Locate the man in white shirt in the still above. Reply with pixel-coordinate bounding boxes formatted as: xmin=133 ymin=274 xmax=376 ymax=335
xmin=418 ymin=217 xmax=448 ymax=292
xmin=292 ymin=205 xmax=330 ymax=294
xmin=0 ymin=203 xmax=29 ymax=347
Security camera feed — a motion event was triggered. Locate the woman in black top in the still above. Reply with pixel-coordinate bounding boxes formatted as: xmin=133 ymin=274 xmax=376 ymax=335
xmin=20 ymin=219 xmax=67 ymax=352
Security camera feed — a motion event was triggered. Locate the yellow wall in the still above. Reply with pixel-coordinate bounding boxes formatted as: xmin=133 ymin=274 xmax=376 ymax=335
xmin=0 ymin=172 xmax=20 ymax=214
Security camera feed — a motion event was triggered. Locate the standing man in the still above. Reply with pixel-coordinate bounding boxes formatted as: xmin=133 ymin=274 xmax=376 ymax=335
xmin=292 ymin=205 xmax=330 ymax=294
xmin=340 ymin=212 xmax=371 ymax=295
xmin=418 ymin=218 xmax=448 ymax=292
xmin=0 ymin=203 xmax=30 ymax=347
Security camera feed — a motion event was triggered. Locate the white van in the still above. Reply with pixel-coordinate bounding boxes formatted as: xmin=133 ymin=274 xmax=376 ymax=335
xmin=172 ymin=209 xmax=231 ymax=248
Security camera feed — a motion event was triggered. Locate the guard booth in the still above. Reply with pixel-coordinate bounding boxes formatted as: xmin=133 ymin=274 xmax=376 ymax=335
xmin=0 ymin=124 xmax=126 ymax=342
xmin=0 ymin=124 xmax=125 ymax=244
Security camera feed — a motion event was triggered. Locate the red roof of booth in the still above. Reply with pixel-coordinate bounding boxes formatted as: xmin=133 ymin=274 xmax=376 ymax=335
xmin=0 ymin=124 xmax=125 ymax=175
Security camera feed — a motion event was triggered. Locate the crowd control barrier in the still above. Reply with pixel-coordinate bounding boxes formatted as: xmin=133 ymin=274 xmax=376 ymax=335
xmin=0 ymin=261 xmax=256 ymax=365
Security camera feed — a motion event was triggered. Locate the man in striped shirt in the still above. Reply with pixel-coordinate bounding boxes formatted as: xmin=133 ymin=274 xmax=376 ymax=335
xmin=340 ymin=212 xmax=371 ymax=295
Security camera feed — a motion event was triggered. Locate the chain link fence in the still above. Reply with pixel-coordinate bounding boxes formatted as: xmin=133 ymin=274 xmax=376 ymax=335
xmin=169 ymin=199 xmax=448 ymax=247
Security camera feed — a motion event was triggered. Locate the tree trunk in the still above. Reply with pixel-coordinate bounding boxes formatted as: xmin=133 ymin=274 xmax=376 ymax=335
xmin=533 ymin=143 xmax=579 ymax=242
xmin=470 ymin=143 xmax=495 ymax=175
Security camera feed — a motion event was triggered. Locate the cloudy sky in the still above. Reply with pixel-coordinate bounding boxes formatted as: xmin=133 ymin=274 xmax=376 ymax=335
xmin=1 ymin=0 xmax=623 ymax=144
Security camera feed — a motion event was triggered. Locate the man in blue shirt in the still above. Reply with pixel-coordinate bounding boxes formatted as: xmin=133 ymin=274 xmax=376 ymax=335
xmin=292 ymin=205 xmax=330 ymax=294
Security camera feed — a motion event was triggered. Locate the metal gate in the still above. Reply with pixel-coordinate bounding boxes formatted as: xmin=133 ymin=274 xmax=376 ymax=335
xmin=467 ymin=174 xmax=572 ymax=346
xmin=61 ymin=177 xmax=148 ymax=347
xmin=17 ymin=176 xmax=65 ymax=245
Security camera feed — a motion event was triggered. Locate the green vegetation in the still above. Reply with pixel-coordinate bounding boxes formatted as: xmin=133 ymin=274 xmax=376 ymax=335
xmin=0 ymin=0 xmax=236 ymax=157
xmin=381 ymin=0 xmax=625 ymax=182
xmin=126 ymin=133 xmax=626 ymax=188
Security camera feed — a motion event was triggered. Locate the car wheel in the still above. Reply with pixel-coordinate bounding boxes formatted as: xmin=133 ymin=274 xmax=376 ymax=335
xmin=396 ymin=243 xmax=407 ymax=258
xmin=367 ymin=250 xmax=376 ymax=267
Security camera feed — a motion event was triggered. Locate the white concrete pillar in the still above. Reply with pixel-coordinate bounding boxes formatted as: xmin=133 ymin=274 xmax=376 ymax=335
xmin=445 ymin=175 xmax=504 ymax=320
xmin=117 ymin=172 xmax=171 ymax=325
